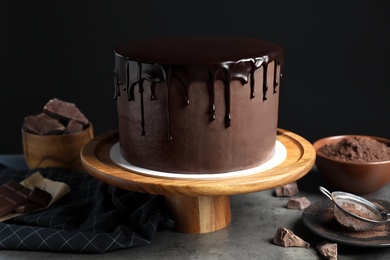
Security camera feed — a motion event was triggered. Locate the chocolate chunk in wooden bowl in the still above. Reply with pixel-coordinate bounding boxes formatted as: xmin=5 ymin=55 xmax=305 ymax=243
xmin=23 ymin=113 xmax=65 ymax=135
xmin=64 ymin=119 xmax=85 ymax=134
xmin=43 ymin=98 xmax=89 ymax=126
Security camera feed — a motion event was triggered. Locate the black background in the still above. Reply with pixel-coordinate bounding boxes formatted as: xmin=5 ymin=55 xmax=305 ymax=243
xmin=1 ymin=0 xmax=389 ymax=154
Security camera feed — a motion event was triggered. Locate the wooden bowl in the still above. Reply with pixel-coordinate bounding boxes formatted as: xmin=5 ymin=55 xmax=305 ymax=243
xmin=22 ymin=124 xmax=94 ymax=173
xmin=313 ymin=135 xmax=390 ymax=195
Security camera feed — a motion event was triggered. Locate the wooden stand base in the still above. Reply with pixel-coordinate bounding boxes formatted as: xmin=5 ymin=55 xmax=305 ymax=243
xmin=81 ymin=128 xmax=316 ymax=234
xmin=165 ymin=195 xmax=231 ymax=234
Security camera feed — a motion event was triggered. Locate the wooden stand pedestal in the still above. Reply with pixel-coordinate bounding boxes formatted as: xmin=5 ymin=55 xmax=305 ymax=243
xmin=165 ymin=195 xmax=231 ymax=233
xmin=81 ymin=129 xmax=315 ymax=234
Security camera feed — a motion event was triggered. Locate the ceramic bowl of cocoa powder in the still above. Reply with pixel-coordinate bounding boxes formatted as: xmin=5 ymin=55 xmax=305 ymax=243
xmin=313 ymin=135 xmax=390 ymax=195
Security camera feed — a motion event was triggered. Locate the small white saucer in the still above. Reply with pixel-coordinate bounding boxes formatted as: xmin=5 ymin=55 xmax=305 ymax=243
xmin=110 ymin=141 xmax=287 ymax=180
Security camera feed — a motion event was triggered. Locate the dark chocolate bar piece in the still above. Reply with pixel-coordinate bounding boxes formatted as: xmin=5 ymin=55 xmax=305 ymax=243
xmin=44 ymin=98 xmax=89 ymax=126
xmin=0 ymin=182 xmax=52 ymax=217
xmin=23 ymin=113 xmax=65 ymax=135
xmin=16 ymin=187 xmax=32 ymax=199
xmin=0 ymin=186 xmax=12 ymax=198
xmin=14 ymin=203 xmax=41 ymax=213
xmin=3 ymin=181 xmax=24 ymax=192
xmin=0 ymin=197 xmax=15 ymax=217
xmin=29 ymin=187 xmax=52 ymax=206
xmin=5 ymin=192 xmax=30 ymax=206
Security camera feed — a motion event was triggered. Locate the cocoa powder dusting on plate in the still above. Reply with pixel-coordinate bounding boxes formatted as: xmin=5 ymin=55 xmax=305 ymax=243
xmin=302 ymin=200 xmax=390 ymax=247
xmin=318 ymin=136 xmax=390 ymax=162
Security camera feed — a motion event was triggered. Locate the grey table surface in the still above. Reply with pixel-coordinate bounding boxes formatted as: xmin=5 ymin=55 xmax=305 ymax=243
xmin=1 ymin=155 xmax=390 ymax=259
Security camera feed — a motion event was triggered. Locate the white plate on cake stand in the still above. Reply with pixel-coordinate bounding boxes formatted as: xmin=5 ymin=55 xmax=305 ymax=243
xmin=109 ymin=140 xmax=287 ymax=180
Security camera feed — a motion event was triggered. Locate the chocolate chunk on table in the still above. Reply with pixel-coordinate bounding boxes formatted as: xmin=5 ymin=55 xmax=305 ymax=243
xmin=273 ymin=227 xmax=310 ymax=248
xmin=316 ymin=241 xmax=338 ymax=260
xmin=274 ymin=182 xmax=299 ymax=197
xmin=286 ymin=197 xmax=311 ymax=210
xmin=23 ymin=113 xmax=65 ymax=135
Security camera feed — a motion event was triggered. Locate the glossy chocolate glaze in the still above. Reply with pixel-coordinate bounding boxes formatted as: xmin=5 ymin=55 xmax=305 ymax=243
xmin=114 ymin=37 xmax=283 ymax=174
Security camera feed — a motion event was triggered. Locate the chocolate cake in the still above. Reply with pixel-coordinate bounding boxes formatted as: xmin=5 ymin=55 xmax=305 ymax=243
xmin=113 ymin=37 xmax=283 ymax=174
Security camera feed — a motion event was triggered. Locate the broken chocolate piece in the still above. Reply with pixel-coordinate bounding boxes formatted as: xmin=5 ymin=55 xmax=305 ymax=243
xmin=275 ymin=182 xmax=299 ymax=197
xmin=0 ymin=186 xmax=12 ymax=198
xmin=14 ymin=203 xmax=41 ymax=213
xmin=23 ymin=113 xmax=65 ymax=135
xmin=3 ymin=181 xmax=24 ymax=192
xmin=5 ymin=192 xmax=30 ymax=206
xmin=0 ymin=197 xmax=15 ymax=217
xmin=316 ymin=241 xmax=338 ymax=260
xmin=64 ymin=119 xmax=84 ymax=134
xmin=44 ymin=98 xmax=89 ymax=126
xmin=29 ymin=187 xmax=52 ymax=206
xmin=286 ymin=197 xmax=311 ymax=210
xmin=273 ymin=227 xmax=310 ymax=248
xmin=0 ymin=180 xmax=55 ymax=218
xmin=16 ymin=187 xmax=32 ymax=199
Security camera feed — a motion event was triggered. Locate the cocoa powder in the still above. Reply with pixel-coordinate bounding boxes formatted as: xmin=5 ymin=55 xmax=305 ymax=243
xmin=337 ymin=200 xmax=380 ymax=220
xmin=333 ymin=199 xmax=381 ymax=231
xmin=312 ymin=202 xmax=390 ymax=239
xmin=318 ymin=136 xmax=390 ymax=162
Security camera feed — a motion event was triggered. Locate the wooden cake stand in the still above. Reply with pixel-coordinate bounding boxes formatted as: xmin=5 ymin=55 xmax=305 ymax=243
xmin=81 ymin=128 xmax=316 ymax=234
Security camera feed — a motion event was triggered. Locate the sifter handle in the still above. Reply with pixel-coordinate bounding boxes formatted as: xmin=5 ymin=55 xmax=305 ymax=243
xmin=319 ymin=186 xmax=334 ymax=201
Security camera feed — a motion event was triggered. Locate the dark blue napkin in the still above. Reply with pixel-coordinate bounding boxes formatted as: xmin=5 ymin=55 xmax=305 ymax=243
xmin=0 ymin=164 xmax=173 ymax=253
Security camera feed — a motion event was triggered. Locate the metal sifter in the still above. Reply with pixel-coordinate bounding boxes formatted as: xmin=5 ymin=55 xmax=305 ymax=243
xmin=319 ymin=186 xmax=390 ymax=231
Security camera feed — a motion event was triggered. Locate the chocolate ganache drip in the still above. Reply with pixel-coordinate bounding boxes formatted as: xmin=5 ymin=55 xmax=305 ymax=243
xmin=114 ymin=37 xmax=283 ymax=137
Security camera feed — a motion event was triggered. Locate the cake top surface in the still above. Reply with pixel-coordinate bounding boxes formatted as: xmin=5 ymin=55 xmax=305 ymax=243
xmin=115 ymin=37 xmax=282 ymax=65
